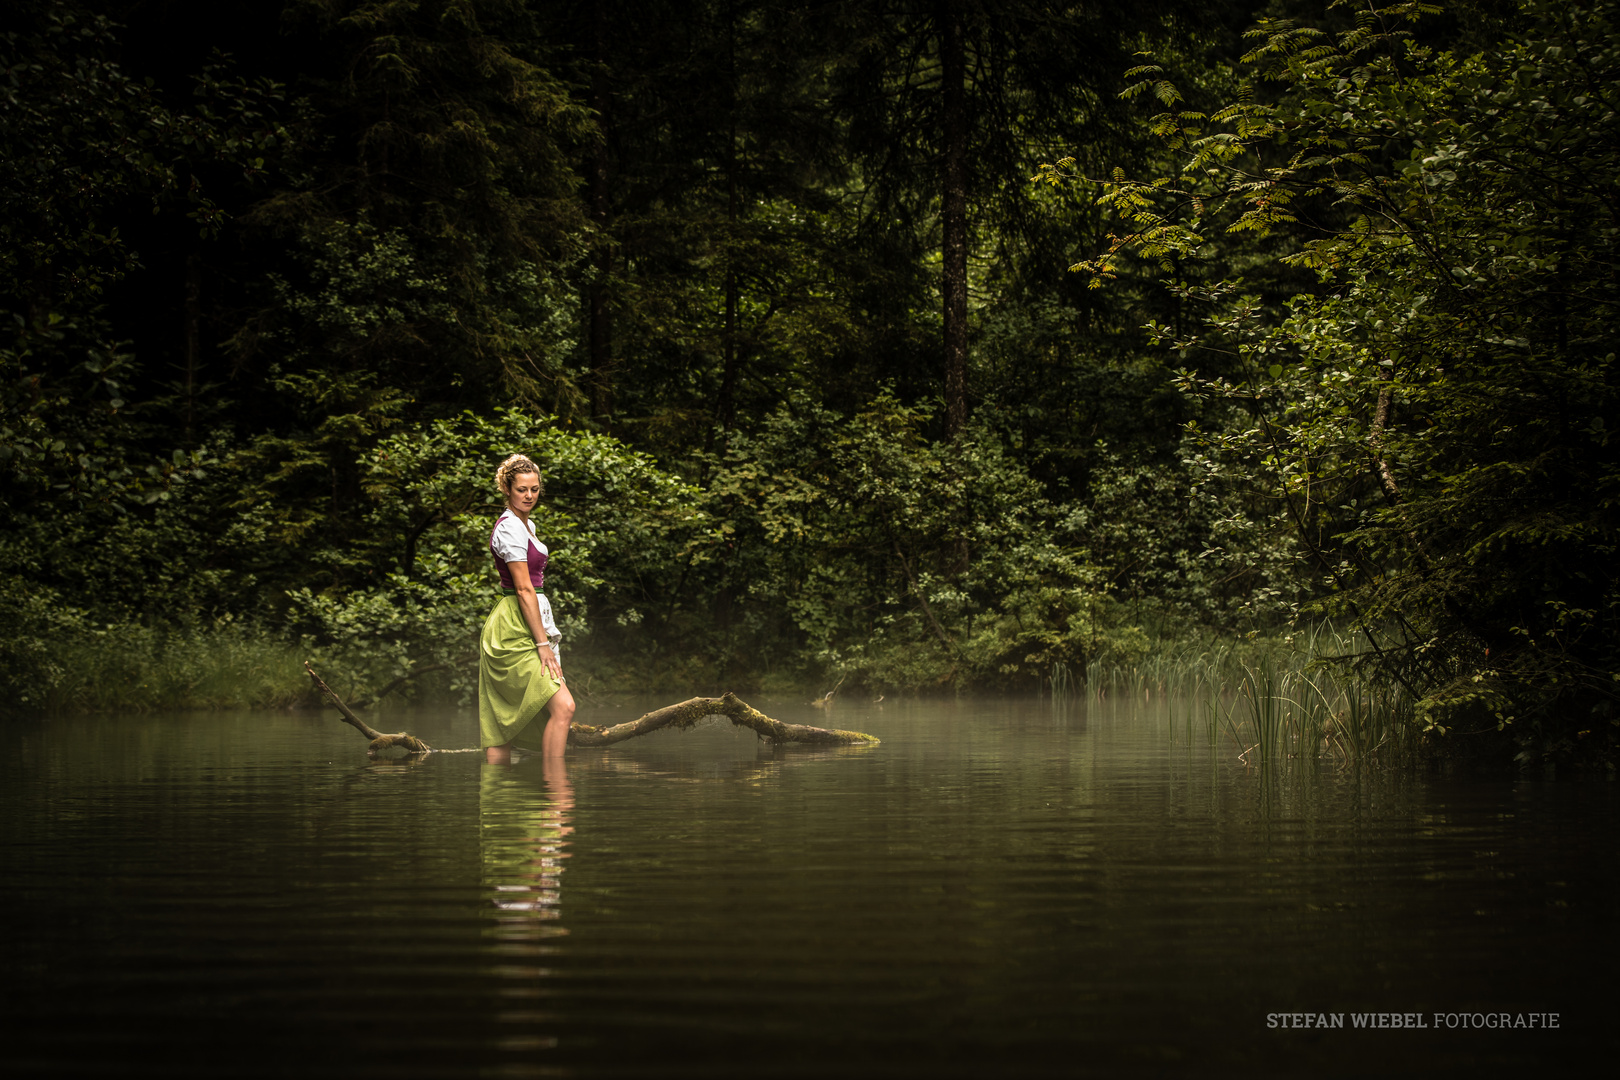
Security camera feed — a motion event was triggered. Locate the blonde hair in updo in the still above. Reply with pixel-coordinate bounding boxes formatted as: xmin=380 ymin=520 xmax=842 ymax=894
xmin=494 ymin=453 xmax=542 ymax=504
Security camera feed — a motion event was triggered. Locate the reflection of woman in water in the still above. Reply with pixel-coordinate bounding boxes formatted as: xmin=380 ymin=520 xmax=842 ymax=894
xmin=482 ymin=756 xmax=575 ymax=932
xmin=480 ymin=453 xmax=576 ymax=764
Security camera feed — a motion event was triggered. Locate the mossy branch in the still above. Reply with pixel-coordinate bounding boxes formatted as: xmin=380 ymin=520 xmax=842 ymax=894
xmin=567 ymin=692 xmax=880 ymax=747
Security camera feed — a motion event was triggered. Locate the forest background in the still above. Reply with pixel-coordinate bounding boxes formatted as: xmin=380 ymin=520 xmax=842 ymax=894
xmin=2 ymin=0 xmax=1615 ymax=764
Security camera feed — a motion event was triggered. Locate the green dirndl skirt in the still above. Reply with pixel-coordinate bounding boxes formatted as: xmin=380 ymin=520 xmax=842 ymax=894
xmin=478 ymin=594 xmax=563 ymax=748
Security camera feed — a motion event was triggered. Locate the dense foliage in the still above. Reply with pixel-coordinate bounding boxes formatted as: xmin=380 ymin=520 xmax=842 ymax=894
xmin=2 ymin=0 xmax=1612 ymax=761
xmin=1044 ymin=0 xmax=1619 ymax=754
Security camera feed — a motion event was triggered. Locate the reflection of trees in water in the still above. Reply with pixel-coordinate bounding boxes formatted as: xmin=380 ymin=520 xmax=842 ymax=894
xmin=481 ymin=759 xmax=574 ymax=942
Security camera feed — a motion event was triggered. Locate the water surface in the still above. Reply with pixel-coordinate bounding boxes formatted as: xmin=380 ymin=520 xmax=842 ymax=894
xmin=1 ymin=696 xmax=1614 ymax=1076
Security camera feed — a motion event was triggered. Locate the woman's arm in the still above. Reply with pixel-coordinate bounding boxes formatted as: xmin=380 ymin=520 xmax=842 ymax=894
xmin=506 ymin=561 xmax=563 ymax=681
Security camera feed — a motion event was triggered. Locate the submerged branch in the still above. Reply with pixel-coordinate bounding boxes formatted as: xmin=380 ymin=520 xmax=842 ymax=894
xmin=568 ymin=693 xmax=880 ymax=747
xmin=304 ymin=663 xmax=879 ymax=753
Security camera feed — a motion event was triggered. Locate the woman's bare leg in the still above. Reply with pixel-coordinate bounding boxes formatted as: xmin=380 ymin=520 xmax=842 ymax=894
xmin=542 ymin=684 xmax=575 ymax=758
xmin=486 ymin=682 xmax=572 ymax=763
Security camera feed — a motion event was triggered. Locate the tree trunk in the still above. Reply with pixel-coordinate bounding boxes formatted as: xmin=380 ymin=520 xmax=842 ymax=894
xmin=894 ymin=540 xmax=959 ymax=656
xmin=718 ymin=0 xmax=741 ymax=433
xmin=183 ymin=251 xmax=201 ymax=444
xmin=939 ymin=0 xmax=969 ymax=440
xmin=587 ymin=4 xmax=616 ymax=422
xmin=1369 ymin=366 xmax=1401 ymax=504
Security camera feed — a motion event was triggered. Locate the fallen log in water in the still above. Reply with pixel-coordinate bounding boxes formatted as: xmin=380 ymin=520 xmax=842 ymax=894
xmin=567 ymin=693 xmax=879 ymax=747
xmin=303 ymin=662 xmax=879 ymax=752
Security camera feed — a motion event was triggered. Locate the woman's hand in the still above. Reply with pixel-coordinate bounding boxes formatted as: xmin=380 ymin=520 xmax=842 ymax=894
xmin=507 ymin=563 xmax=560 ymax=680
xmin=537 ymin=642 xmax=563 ymax=681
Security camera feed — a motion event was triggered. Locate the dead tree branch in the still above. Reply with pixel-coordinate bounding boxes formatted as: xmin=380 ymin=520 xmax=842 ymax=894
xmin=568 ymin=693 xmax=879 ymax=747
xmin=304 ymin=661 xmax=434 ymax=753
xmin=304 ymin=663 xmax=879 ymax=753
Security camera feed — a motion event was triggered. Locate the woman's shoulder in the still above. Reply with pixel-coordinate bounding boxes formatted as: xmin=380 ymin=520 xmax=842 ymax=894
xmin=490 ymin=510 xmax=523 ymax=541
xmin=491 ymin=510 xmax=537 ymax=544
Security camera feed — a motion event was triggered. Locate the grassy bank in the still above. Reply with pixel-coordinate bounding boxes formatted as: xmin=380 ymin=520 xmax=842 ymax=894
xmin=0 ymin=615 xmax=1416 ymax=769
xmin=4 ymin=621 xmax=312 ymax=716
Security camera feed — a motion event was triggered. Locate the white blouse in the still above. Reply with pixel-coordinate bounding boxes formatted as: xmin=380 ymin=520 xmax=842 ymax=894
xmin=491 ymin=511 xmax=560 ymax=641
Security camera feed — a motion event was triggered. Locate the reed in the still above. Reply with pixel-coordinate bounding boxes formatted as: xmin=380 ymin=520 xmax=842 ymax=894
xmin=1050 ymin=659 xmax=1081 ymax=702
xmin=1056 ymin=622 xmax=1419 ymax=767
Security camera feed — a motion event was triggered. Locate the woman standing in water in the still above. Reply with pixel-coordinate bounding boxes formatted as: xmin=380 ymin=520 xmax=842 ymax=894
xmin=481 ymin=453 xmax=575 ymax=764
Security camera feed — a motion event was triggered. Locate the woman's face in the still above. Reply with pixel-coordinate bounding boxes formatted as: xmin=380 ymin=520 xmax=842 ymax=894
xmin=508 ymin=472 xmax=542 ymax=514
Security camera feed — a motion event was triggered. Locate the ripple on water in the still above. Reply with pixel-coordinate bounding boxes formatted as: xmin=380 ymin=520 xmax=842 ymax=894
xmin=0 ymin=699 xmax=1614 ymax=1077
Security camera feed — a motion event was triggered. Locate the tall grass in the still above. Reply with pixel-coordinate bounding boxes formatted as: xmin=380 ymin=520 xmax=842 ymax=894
xmin=1055 ymin=623 xmax=1419 ymax=766
xmin=35 ymin=622 xmax=311 ymax=714
xmin=1050 ymin=659 xmax=1081 ymax=702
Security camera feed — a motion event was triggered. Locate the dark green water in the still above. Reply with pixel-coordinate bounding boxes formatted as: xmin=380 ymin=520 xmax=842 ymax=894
xmin=1 ymin=697 xmax=1614 ymax=1077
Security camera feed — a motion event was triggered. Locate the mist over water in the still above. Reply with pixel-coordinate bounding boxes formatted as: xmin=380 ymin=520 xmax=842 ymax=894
xmin=2 ymin=697 xmax=1614 ymax=1076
